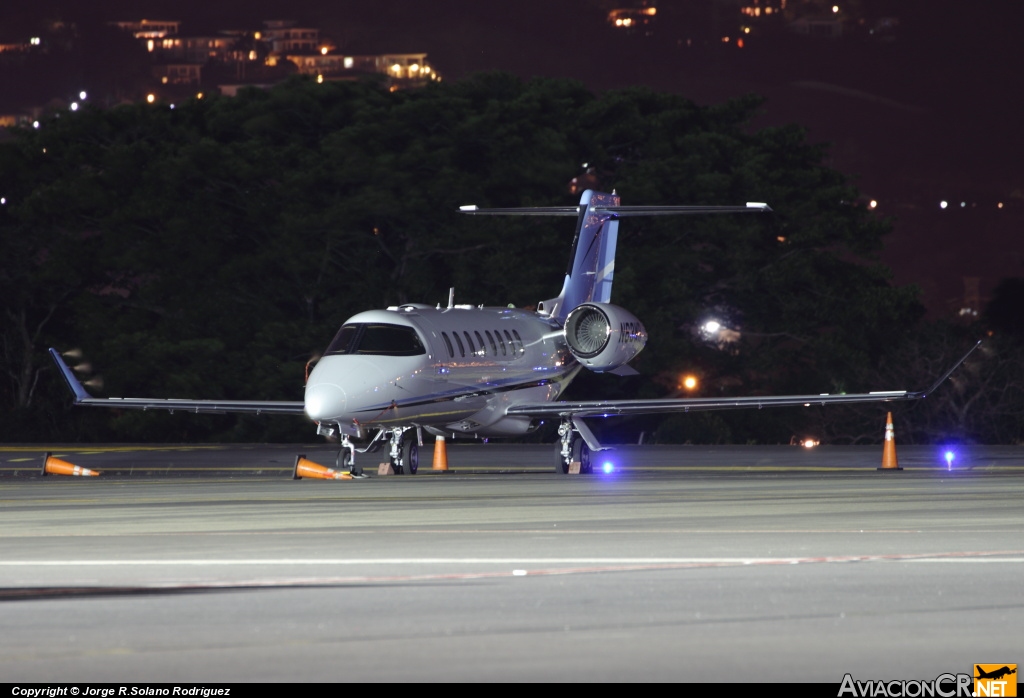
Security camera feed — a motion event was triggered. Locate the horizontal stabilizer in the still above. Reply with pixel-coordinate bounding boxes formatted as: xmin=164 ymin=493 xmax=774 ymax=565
xmin=459 ymin=205 xmax=579 ymax=216
xmin=594 ymin=203 xmax=771 ymax=216
xmin=459 ymin=203 xmax=772 ymax=217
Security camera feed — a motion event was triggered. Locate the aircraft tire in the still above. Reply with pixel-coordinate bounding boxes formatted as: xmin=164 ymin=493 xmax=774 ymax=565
xmin=554 ymin=441 xmax=569 ymax=474
xmin=402 ymin=437 xmax=419 ymax=475
xmin=338 ymin=449 xmax=362 ymax=476
xmin=572 ymin=437 xmax=593 ymax=474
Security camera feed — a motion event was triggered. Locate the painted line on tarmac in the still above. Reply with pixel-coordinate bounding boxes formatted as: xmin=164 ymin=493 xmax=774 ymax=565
xmin=2 ymin=552 xmax=1023 ymax=595
xmin=905 ymin=558 xmax=1024 ymax=563
xmin=0 ymin=445 xmax=228 ymax=453
xmin=6 ymin=528 xmax=1024 ymax=537
xmin=6 ymin=463 xmax=1022 ymax=472
xmin=2 ymin=550 xmax=1022 ymax=567
xmin=599 ymin=465 xmax=1024 ymax=472
xmin=0 ymin=467 xmax=295 ymax=471
xmin=8 ymin=462 xmax=1024 ymax=472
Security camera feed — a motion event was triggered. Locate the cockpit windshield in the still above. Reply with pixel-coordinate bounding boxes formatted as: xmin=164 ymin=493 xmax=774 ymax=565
xmin=324 ymin=323 xmax=426 ymax=357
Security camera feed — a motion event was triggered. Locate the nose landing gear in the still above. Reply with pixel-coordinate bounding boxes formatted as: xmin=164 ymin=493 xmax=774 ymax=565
xmin=329 ymin=427 xmax=420 ymax=476
xmin=336 ymin=434 xmax=361 ymax=476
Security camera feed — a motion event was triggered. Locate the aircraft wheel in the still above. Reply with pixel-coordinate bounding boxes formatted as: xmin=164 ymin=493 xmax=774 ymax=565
xmin=572 ymin=437 xmax=593 ymax=474
xmin=554 ymin=440 xmax=569 ymax=474
xmin=401 ymin=436 xmax=419 ymax=475
xmin=338 ymin=449 xmax=361 ymax=476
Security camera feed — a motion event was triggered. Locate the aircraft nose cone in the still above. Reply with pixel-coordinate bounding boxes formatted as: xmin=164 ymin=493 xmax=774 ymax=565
xmin=304 ymin=383 xmax=347 ymax=421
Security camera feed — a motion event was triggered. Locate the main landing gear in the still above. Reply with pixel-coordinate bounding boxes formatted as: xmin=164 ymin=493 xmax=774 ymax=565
xmin=388 ymin=427 xmax=419 ymax=475
xmin=334 ymin=427 xmax=418 ymax=476
xmin=554 ymin=419 xmax=593 ymax=475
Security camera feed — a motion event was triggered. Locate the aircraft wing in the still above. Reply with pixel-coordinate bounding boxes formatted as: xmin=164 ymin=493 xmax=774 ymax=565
xmin=49 ymin=348 xmax=306 ymax=416
xmin=507 ymin=341 xmax=981 ymax=419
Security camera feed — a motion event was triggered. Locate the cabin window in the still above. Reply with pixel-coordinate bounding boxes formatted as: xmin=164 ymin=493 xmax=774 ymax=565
xmin=503 ymin=330 xmax=516 ymax=356
xmin=512 ymin=329 xmax=524 ymax=354
xmin=441 ymin=332 xmax=454 ymax=358
xmin=474 ymin=331 xmax=486 ymax=356
xmin=494 ymin=330 xmax=507 ymax=356
xmin=325 ymin=323 xmax=425 ymax=356
xmin=452 ymin=331 xmax=465 ymax=357
xmin=484 ymin=330 xmax=498 ymax=356
xmin=463 ymin=331 xmax=476 ymax=356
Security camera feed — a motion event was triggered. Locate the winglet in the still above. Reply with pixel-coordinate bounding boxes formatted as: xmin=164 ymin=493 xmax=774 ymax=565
xmin=49 ymin=348 xmax=92 ymax=403
xmin=910 ymin=340 xmax=982 ymax=399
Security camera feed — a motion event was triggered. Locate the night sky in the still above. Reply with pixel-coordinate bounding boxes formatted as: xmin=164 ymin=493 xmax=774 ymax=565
xmin=3 ymin=0 xmax=1021 ymax=314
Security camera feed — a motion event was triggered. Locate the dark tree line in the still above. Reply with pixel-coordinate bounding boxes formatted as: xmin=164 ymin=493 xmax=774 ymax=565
xmin=1 ymin=74 xmax=1018 ymax=444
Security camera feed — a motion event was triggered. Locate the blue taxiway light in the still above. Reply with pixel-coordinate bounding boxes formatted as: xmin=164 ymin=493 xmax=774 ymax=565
xmin=602 ymin=462 xmax=614 ymax=474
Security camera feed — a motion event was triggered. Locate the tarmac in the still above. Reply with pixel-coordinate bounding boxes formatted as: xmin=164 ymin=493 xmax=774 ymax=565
xmin=1 ymin=443 xmax=1021 ymax=682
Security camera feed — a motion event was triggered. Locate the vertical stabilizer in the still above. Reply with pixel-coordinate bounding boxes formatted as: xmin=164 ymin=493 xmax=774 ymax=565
xmin=460 ymin=189 xmax=771 ymax=323
xmin=549 ymin=190 xmax=620 ymax=321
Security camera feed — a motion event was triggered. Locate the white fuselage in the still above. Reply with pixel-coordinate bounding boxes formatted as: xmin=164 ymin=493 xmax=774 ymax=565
xmin=303 ymin=305 xmax=580 ymax=437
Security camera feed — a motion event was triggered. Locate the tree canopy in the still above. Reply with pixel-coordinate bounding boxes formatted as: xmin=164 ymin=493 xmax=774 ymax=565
xmin=2 ymin=74 xmax=1011 ymax=444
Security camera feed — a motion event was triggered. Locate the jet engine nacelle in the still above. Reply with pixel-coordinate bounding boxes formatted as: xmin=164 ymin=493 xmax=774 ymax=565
xmin=563 ymin=302 xmax=647 ymax=371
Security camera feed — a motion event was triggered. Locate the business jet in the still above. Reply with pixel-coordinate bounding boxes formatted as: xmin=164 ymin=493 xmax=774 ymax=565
xmin=51 ymin=190 xmax=978 ymax=475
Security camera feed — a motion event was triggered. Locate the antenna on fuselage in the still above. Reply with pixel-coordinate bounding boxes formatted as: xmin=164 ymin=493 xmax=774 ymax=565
xmin=447 ymin=287 xmax=455 ymax=310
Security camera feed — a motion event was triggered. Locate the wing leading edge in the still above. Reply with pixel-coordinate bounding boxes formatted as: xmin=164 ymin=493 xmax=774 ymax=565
xmin=48 ymin=348 xmax=306 ymax=416
xmin=506 ymin=341 xmax=981 ymax=419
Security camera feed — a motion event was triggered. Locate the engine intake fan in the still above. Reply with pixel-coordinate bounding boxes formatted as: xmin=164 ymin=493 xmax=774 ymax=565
xmin=563 ymin=303 xmax=647 ymax=371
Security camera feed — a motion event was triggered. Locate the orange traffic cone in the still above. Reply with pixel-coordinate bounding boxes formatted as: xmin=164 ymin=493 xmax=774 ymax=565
xmin=41 ymin=452 xmax=100 ymax=477
xmin=292 ymin=455 xmax=352 ymax=480
xmin=877 ymin=412 xmax=903 ymax=471
xmin=432 ymin=436 xmax=449 ymax=471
